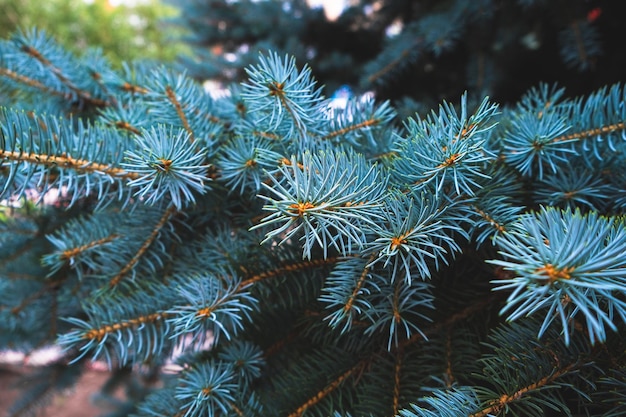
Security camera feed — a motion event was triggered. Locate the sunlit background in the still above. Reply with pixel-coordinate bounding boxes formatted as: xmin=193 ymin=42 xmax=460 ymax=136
xmin=99 ymin=0 xmax=349 ymax=20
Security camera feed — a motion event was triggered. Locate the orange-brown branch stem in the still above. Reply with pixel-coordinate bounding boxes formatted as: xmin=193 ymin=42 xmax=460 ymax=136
xmin=344 ymin=255 xmax=376 ymax=313
xmin=392 ymin=345 xmax=404 ymax=415
xmin=0 ymin=149 xmax=139 ymax=180
xmin=21 ymin=45 xmax=110 ymax=107
xmin=367 ymin=48 xmax=413 ymax=84
xmin=553 ymin=122 xmax=625 ymax=143
xmin=323 ymin=118 xmax=381 ymax=140
xmin=239 ymin=257 xmax=340 ymax=289
xmin=469 ymin=362 xmax=578 ymax=417
xmin=61 ymin=234 xmax=120 ymax=261
xmin=165 ymin=86 xmax=195 ymax=142
xmin=288 ymin=362 xmax=364 ymax=417
xmin=472 ymin=205 xmax=507 ymax=233
xmin=82 ymin=311 xmax=170 ymax=342
xmin=0 ymin=67 xmax=69 ymax=99
xmin=108 ymin=206 xmax=176 ymax=287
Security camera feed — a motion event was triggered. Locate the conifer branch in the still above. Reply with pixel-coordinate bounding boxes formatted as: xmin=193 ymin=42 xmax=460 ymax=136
xmin=112 ymin=120 xmax=142 ymax=135
xmin=9 ymin=279 xmax=61 ymax=315
xmin=0 ymin=149 xmax=140 ymax=181
xmin=553 ymin=121 xmax=626 ymax=143
xmin=287 ymin=361 xmax=365 ymax=417
xmin=269 ymin=81 xmax=306 ymax=137
xmin=322 ymin=118 xmax=381 ymax=140
xmin=0 ymin=67 xmax=70 ymax=100
xmin=343 ymin=255 xmax=375 ymax=314
xmin=48 ymin=293 xmax=58 ymax=339
xmin=392 ymin=344 xmax=405 ymax=415
xmin=0 ymin=271 xmax=41 ymax=280
xmin=569 ymin=20 xmax=588 ymax=69
xmin=119 ymin=82 xmax=150 ymax=95
xmin=444 ymin=328 xmax=455 ymax=387
xmin=229 ymin=401 xmax=245 ymax=417
xmin=60 ymin=234 xmax=120 ymax=261
xmin=399 ymin=296 xmax=496 ymax=350
xmin=0 ymin=222 xmax=37 ymax=237
xmin=159 ymin=241 xmax=178 ymax=285
xmin=165 ymin=85 xmax=195 ymax=142
xmin=242 ymin=52 xmax=324 ymax=139
xmin=239 ymin=257 xmax=340 ymax=289
xmin=0 ymin=239 xmax=36 ymax=269
xmin=391 ymin=279 xmax=403 ymax=332
xmin=81 ymin=311 xmax=170 ymax=342
xmin=337 ymin=298 xmax=497 ymax=413
xmin=263 ymin=329 xmax=301 ymax=358
xmin=367 ymin=44 xmax=416 ymax=85
xmin=469 ymin=362 xmax=579 ymax=417
xmin=252 ymin=130 xmax=281 ymax=140
xmin=173 ymin=408 xmax=187 ymax=417
xmin=203 ymin=112 xmax=227 ymax=127
xmin=19 ymin=44 xmax=110 ymax=107
xmin=472 ymin=205 xmax=507 ymax=234
xmin=107 ymin=206 xmax=176 ymax=288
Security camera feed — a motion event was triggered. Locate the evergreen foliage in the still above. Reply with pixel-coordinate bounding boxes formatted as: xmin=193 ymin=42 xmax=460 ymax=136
xmin=169 ymin=0 xmax=626 ymax=108
xmin=1 ymin=21 xmax=626 ymax=417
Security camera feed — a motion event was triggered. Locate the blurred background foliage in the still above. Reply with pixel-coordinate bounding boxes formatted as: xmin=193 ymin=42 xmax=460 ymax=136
xmin=164 ymin=0 xmax=626 ymax=113
xmin=0 ymin=0 xmax=188 ymax=67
